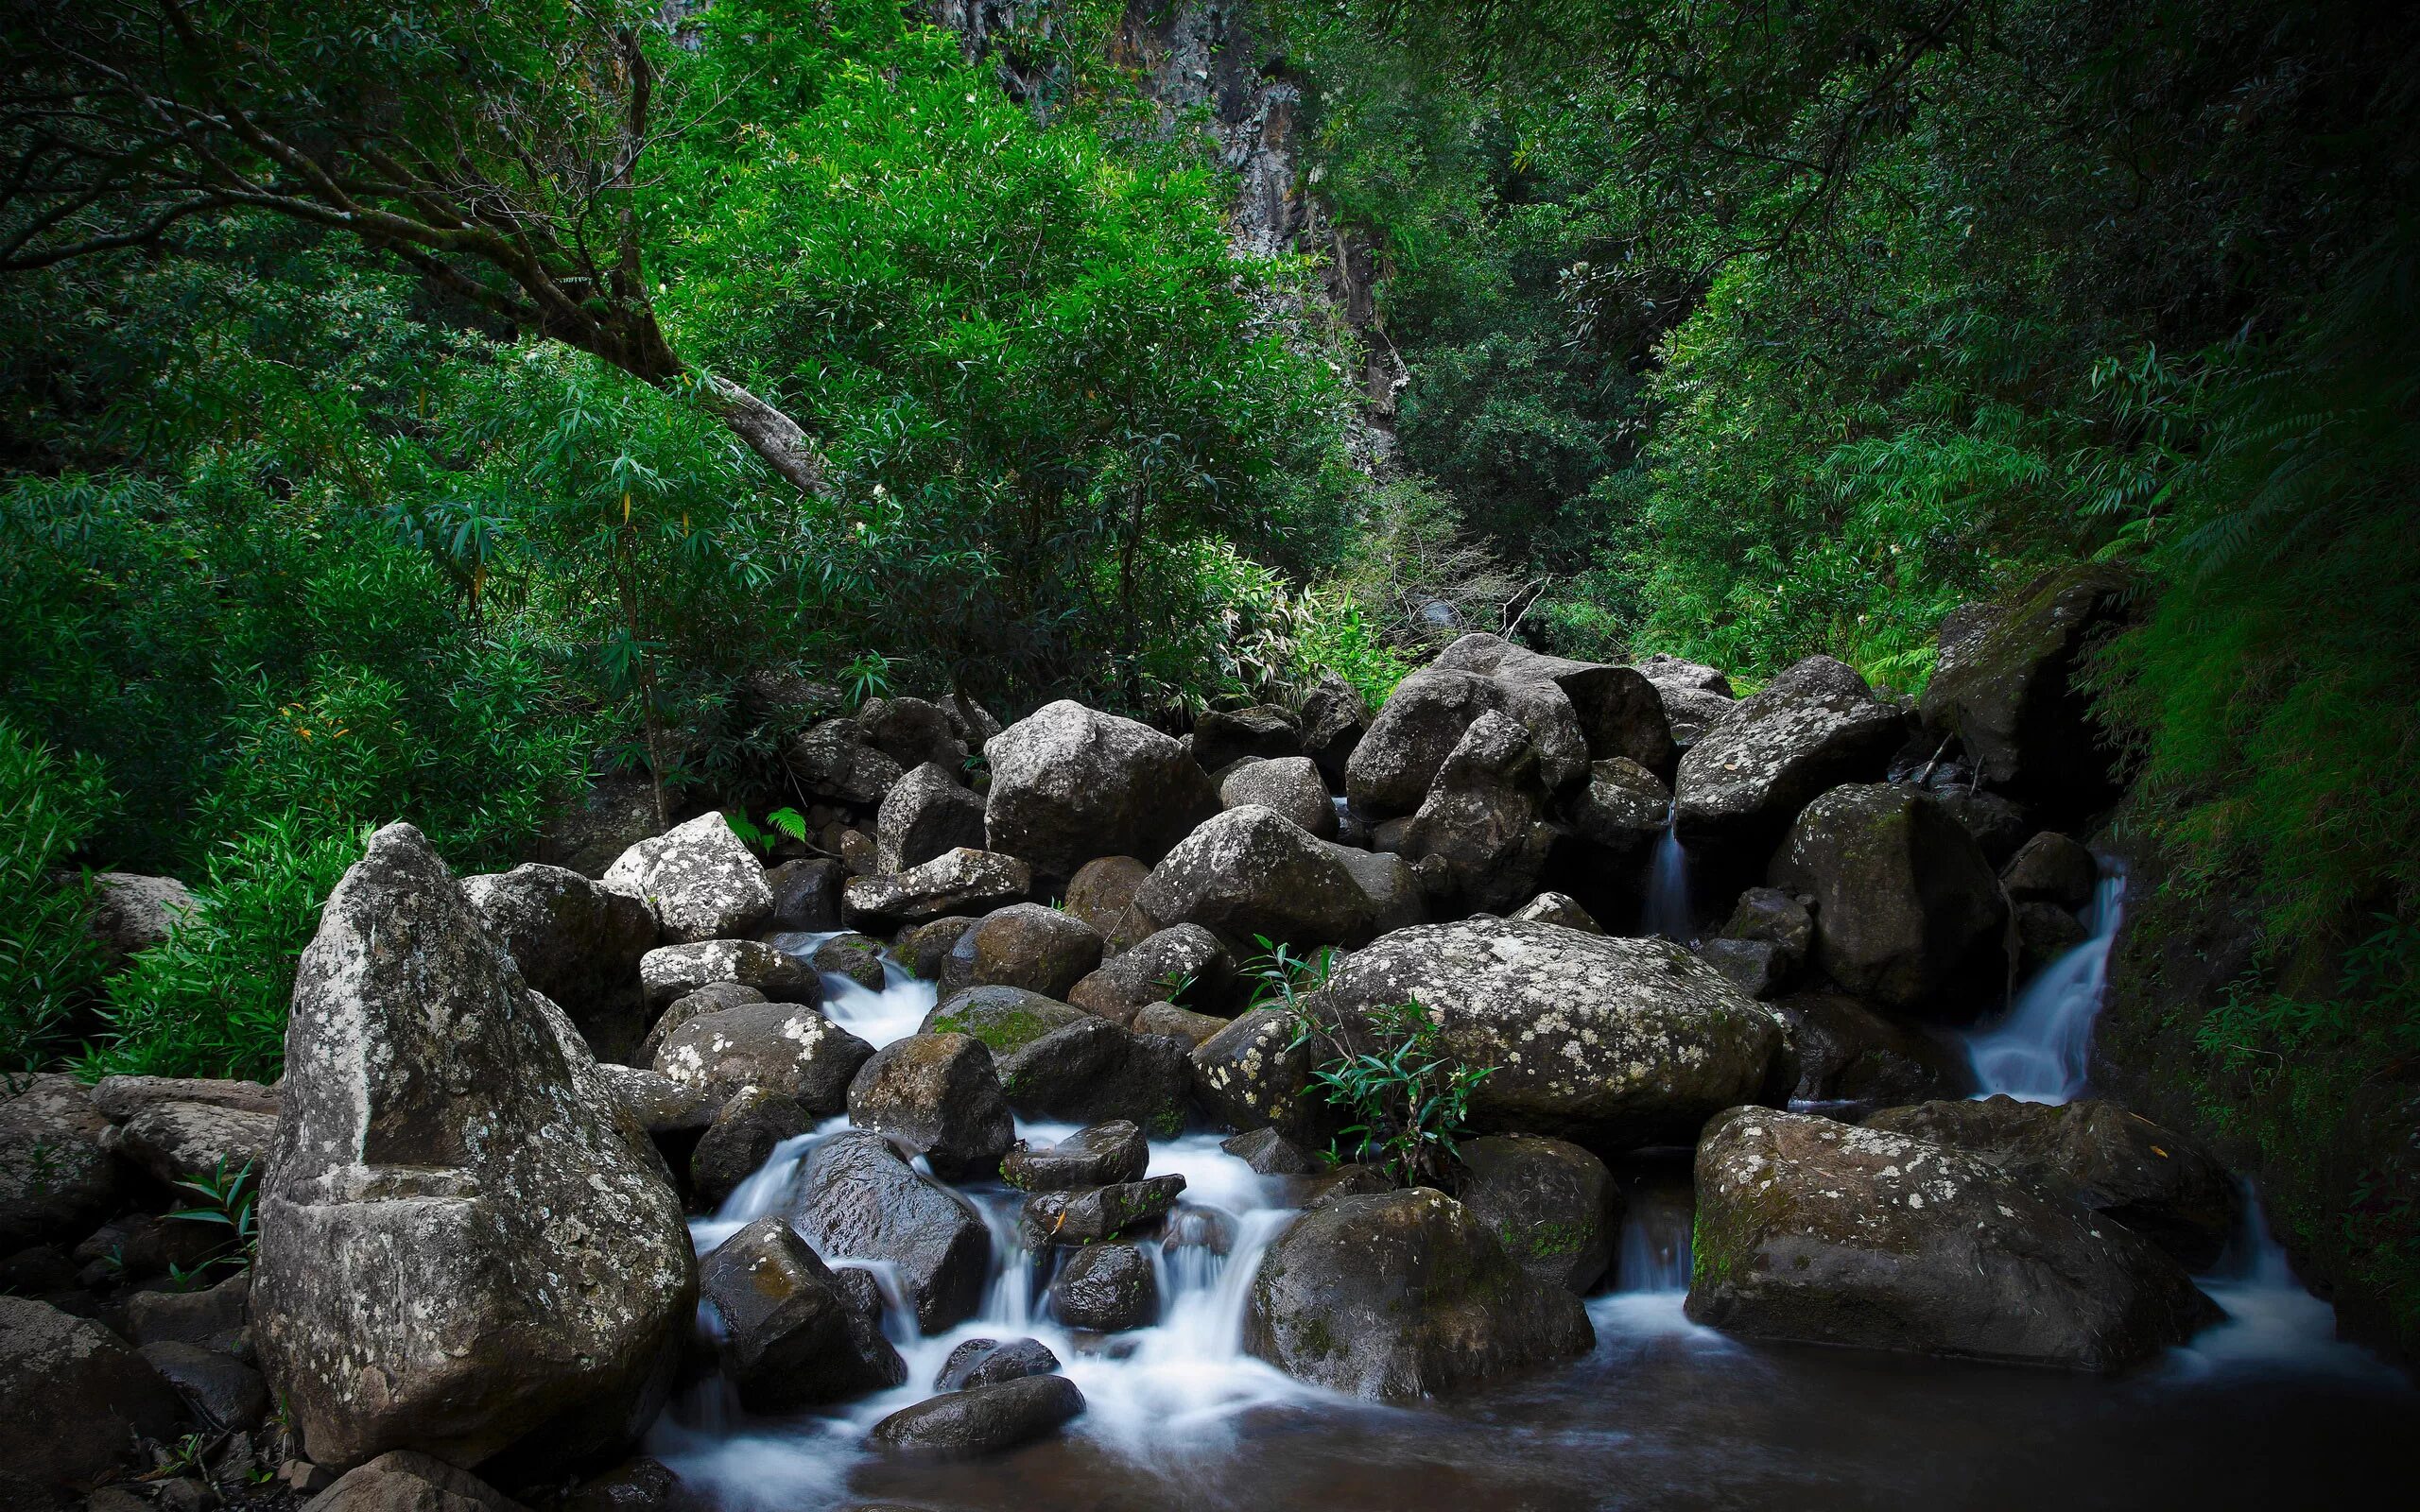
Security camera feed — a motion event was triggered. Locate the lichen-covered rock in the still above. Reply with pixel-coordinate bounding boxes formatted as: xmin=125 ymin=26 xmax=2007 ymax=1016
xmin=893 ymin=916 xmax=979 ymax=981
xmin=1219 ymin=755 xmax=1338 ymax=839
xmin=650 ymin=1001 xmax=873 ymax=1115
xmin=0 ymin=1296 xmax=182 ymax=1499
xmin=1130 ymin=805 xmax=1377 ymax=950
xmin=256 ymin=823 xmax=695 ymax=1473
xmin=1330 ymin=843 xmax=1428 ymax=937
xmin=1769 ymin=783 xmax=2008 ymax=1017
xmin=638 ymin=939 xmax=820 ymax=1009
xmin=1299 ymin=671 xmax=1372 ymax=784
xmin=1918 ymin=566 xmax=2133 ymax=814
xmin=983 ymin=701 xmax=1220 ymax=875
xmin=1634 ymin=654 xmax=1735 ymax=696
xmin=699 ymin=1217 xmax=905 ymax=1411
xmin=1311 ymin=919 xmax=1787 ymax=1149
xmin=938 ymin=903 xmax=1104 ymax=1002
xmin=1453 ymin=1134 xmax=1623 ymax=1294
xmin=876 ymin=762 xmax=988 ymax=874
xmin=1673 ymin=656 xmax=1908 ymax=848
xmin=1653 ymin=684 xmax=1739 ymax=751
xmin=842 ymin=849 xmax=1032 ymax=927
xmin=311 ymin=1449 xmax=529 ymax=1512
xmin=1563 ymin=757 xmax=1670 ymax=856
xmin=1132 ymin=1001 xmax=1228 ymax=1045
xmin=1436 ymin=633 xmax=1676 ymax=775
xmin=1402 ymin=712 xmax=1556 ymax=915
xmin=933 ymin=1336 xmax=1061 ymax=1392
xmin=1 ymin=1074 xmax=121 ymax=1252
xmin=810 ymin=932 xmax=890 ymax=991
xmin=601 ymin=814 xmax=770 ymax=945
xmin=1000 ymin=1121 xmax=1150 ymax=1192
xmin=1766 ymin=991 xmax=1971 ymax=1108
xmin=1221 ymin=1125 xmax=1314 ymax=1175
xmin=786 ymin=1130 xmax=990 ymax=1333
xmin=846 ymin=1034 xmax=1015 ymax=1182
xmin=1718 ymin=886 xmax=1815 ymax=964
xmin=1067 ymin=922 xmax=1234 ymax=1024
xmin=108 ymin=1098 xmax=276 ymax=1187
xmin=1862 ymin=1097 xmax=2240 ymax=1269
xmin=1063 ymin=855 xmax=1150 ymax=939
xmin=1020 ymin=1174 xmax=1186 ymax=1247
xmin=1685 ymin=1108 xmax=2218 ymax=1369
xmin=540 ymin=778 xmax=663 ymax=881
xmin=857 ymin=696 xmax=970 ymax=774
xmin=920 ymin=984 xmax=1087 ymax=1057
xmin=1190 ymin=1007 xmax=1338 ymax=1149
xmin=462 ymin=863 xmax=657 ymax=1061
xmin=2002 ymin=832 xmax=2099 ymax=911
xmin=865 ymin=1374 xmax=1084 ymax=1456
xmin=87 ymin=1075 xmax=280 ymax=1121
xmin=1244 ymin=1189 xmax=1594 ymax=1399
xmin=87 ymin=871 xmax=194 ymax=967
xmin=635 ymin=982 xmax=765 ymax=1066
xmin=1345 ymin=667 xmax=1587 ymax=815
xmin=689 ymin=1088 xmax=811 ymax=1207
xmin=1192 ymin=705 xmax=1304 ymax=774
xmin=1050 ymin=1243 xmax=1158 ymax=1332
xmin=786 ymin=718 xmax=906 ymax=807
xmin=994 ymin=1018 xmax=1190 ymax=1137
xmin=594 ymin=1064 xmax=721 ymax=1134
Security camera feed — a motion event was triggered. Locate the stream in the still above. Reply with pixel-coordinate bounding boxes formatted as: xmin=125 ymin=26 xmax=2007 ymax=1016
xmin=651 ymin=890 xmax=2415 ymax=1511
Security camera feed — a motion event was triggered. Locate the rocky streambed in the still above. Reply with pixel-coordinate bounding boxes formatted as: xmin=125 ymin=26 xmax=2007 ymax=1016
xmin=6 ymin=590 xmax=2416 ymax=1512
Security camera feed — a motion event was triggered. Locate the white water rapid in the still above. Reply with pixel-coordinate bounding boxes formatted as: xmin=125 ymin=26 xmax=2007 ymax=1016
xmin=1644 ymin=811 xmax=1693 ymax=942
xmin=1963 ymin=864 xmax=2125 ymax=1101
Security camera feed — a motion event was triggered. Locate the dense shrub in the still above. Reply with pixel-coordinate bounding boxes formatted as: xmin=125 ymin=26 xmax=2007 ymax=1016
xmin=0 ymin=722 xmax=112 ymax=1070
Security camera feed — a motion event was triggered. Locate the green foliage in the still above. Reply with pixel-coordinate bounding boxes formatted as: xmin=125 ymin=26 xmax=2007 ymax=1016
xmin=0 ymin=721 xmax=112 ymax=1070
xmin=1291 ymin=998 xmax=1494 ymax=1190
xmin=164 ymin=1159 xmax=260 ymax=1284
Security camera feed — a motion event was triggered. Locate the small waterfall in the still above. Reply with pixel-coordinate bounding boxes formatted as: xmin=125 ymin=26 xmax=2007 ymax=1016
xmin=1613 ymin=1197 xmax=1694 ymax=1294
xmin=1963 ymin=865 xmax=2125 ymax=1103
xmin=2172 ymin=1185 xmax=2407 ymax=1384
xmin=767 ymin=929 xmax=938 ymax=1049
xmin=1644 ymin=811 xmax=1693 ymax=942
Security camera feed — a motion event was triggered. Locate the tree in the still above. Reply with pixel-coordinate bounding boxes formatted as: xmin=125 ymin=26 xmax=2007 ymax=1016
xmin=0 ymin=0 xmax=829 ymax=494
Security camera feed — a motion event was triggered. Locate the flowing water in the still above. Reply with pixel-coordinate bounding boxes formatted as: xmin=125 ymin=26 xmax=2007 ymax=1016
xmin=1963 ymin=863 xmax=2125 ymax=1100
xmin=1643 ymin=812 xmax=1694 ymax=943
xmin=650 ymin=907 xmax=2415 ymax=1510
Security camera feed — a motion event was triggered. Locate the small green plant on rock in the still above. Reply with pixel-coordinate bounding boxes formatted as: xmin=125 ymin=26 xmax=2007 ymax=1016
xmin=164 ymin=1158 xmax=258 ymax=1279
xmin=1295 ymin=998 xmax=1494 ymax=1191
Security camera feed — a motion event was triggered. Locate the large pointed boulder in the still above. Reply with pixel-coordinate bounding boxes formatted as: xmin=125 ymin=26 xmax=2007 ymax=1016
xmin=255 ymin=823 xmax=697 ymax=1474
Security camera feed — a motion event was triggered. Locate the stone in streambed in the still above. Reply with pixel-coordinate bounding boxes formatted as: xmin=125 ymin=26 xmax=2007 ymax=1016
xmin=1453 ymin=1134 xmax=1623 ymax=1295
xmin=1219 ymin=755 xmax=1338 ymax=839
xmin=1130 ymin=804 xmax=1379 ymax=950
xmin=983 ymin=702 xmax=1220 ymax=876
xmin=810 ymin=932 xmax=890 ymax=991
xmin=937 ymin=902 xmax=1103 ymax=1002
xmin=639 ymin=938 xmax=820 ymax=1008
xmin=310 ymin=1450 xmax=529 ymax=1512
xmin=1435 ymin=632 xmax=1676 ymax=775
xmin=1765 ymin=991 xmax=1971 ymax=1108
xmin=843 ymin=849 xmax=1032 ymax=927
xmin=1673 ymin=655 xmax=1908 ymax=850
xmin=845 ymin=1033 xmax=1015 ymax=1182
xmin=994 ymin=1018 xmax=1189 ymax=1137
xmin=1685 ymin=1108 xmax=2219 ymax=1370
xmin=1918 ymin=565 xmax=2133 ymax=815
xmin=1132 ymin=1001 xmax=1228 ymax=1045
xmin=699 ymin=1217 xmax=905 ymax=1411
xmin=462 ymin=862 xmax=658 ymax=1061
xmin=1051 ymin=1243 xmax=1159 ymax=1332
xmin=865 ymin=1374 xmax=1085 ymax=1457
xmin=650 ymin=1000 xmax=873 ymax=1115
xmin=602 ymin=813 xmax=770 ymax=944
xmin=1244 ymin=1188 xmax=1594 ymax=1400
xmin=1221 ymin=1126 xmax=1314 ymax=1176
xmin=1068 ymin=923 xmax=1235 ymax=1024
xmin=893 ymin=916 xmax=978 ymax=980
xmin=1402 ymin=712 xmax=1557 ymax=915
xmin=1190 ymin=1006 xmax=1339 ymax=1150
xmin=786 ymin=1129 xmax=991 ymax=1333
xmin=1346 ymin=666 xmax=1588 ymax=815
xmin=0 ymin=1296 xmax=182 ymax=1499
xmin=1020 ymin=1175 xmax=1187 ymax=1248
xmin=1063 ymin=855 xmax=1150 ymax=939
xmin=2001 ymin=831 xmax=2099 ymax=911
xmin=919 ymin=984 xmax=1086 ymax=1057
xmin=1299 ymin=671 xmax=1373 ymax=784
xmin=689 ymin=1088 xmax=812 ymax=1208
xmin=1 ymin=1074 xmax=121 ymax=1253
xmin=934 ymin=1335 xmax=1062 ymax=1392
xmin=763 ymin=857 xmax=844 ymax=934
xmin=1509 ymin=891 xmax=1601 ymax=933
xmin=875 ymin=762 xmax=987 ymax=874
xmin=1192 ymin=704 xmax=1304 ymax=774
xmin=1000 ymin=1120 xmax=1150 ymax=1192
xmin=139 ymin=1338 xmax=270 ymax=1431
xmin=635 ymin=981 xmax=765 ymax=1066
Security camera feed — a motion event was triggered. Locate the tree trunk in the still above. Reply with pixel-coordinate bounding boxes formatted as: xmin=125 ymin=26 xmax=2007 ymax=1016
xmin=694 ymin=372 xmax=832 ymax=499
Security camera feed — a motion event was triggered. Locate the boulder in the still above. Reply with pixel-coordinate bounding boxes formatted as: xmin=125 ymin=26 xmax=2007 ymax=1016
xmin=1767 ymin=991 xmax=1972 ymax=1108
xmin=1066 ymin=923 xmax=1234 ymax=1024
xmin=689 ymin=1089 xmax=811 ymax=1208
xmin=139 ymin=1338 xmax=269 ymax=1431
xmin=559 ymin=1456 xmax=700 ymax=1512
xmin=594 ymin=1064 xmax=721 ymax=1135
xmin=1453 ymin=1135 xmax=1623 ymax=1294
xmin=838 ymin=828 xmax=878 ymax=876
xmin=1697 ymin=938 xmax=1788 ymax=1000
xmin=1672 ymin=656 xmax=1907 ymax=849
xmin=1769 ymin=783 xmax=2008 ymax=1017
xmin=865 ymin=1374 xmax=1084 ymax=1457
xmin=1562 ymin=757 xmax=1670 ymax=857
xmin=857 ymin=696 xmax=969 ymax=774
xmin=1192 ymin=706 xmax=1304 ymax=774
xmin=1130 ymin=805 xmax=1376 ymax=951
xmin=601 ymin=814 xmax=770 ymax=945
xmin=1634 ymin=654 xmax=1735 ymax=696
xmin=256 ymin=823 xmax=695 ymax=1473
xmin=0 ymin=1296 xmax=182 ymax=1497
xmin=994 ymin=1018 xmax=1191 ymax=1137
xmin=939 ymin=903 xmax=1103 ymax=1002
xmin=1000 ymin=1121 xmax=1150 ymax=1192
xmin=842 ymin=849 xmax=1031 ymax=927
xmin=650 ymin=1002 xmax=874 ymax=1115
xmin=1653 ymin=684 xmax=1739 ymax=750
xmin=786 ymin=719 xmax=906 ymax=807
xmin=1686 ymin=1108 xmax=2217 ymax=1370
xmin=893 ymin=916 xmax=978 ymax=981
xmin=1050 ymin=1243 xmax=1158 ymax=1332
xmin=1345 ymin=667 xmax=1586 ymax=815
xmin=1918 ymin=566 xmax=2133 ymax=814
xmin=1929 ymin=786 xmax=2033 ymax=867
xmin=1221 ymin=1126 xmax=1314 ymax=1176
xmin=845 ymin=1035 xmax=1015 ymax=1182
xmin=920 ymin=985 xmax=1086 ymax=1057
xmin=88 ymin=871 xmax=194 ymax=965
xmin=1717 ymin=886 xmax=1814 ymax=964
xmin=2014 ymin=901 xmax=2094 ymax=975
xmin=1436 ymin=633 xmax=1675 ymax=774
xmin=983 ymin=702 xmax=1221 ymax=875
xmin=1244 ymin=1189 xmax=1593 ymax=1399
xmin=310 ymin=1450 xmax=529 ymax=1512
xmin=2003 ymin=832 xmax=2099 ymax=911
xmin=86 ymin=1075 xmax=280 ymax=1121
xmin=635 ymin=982 xmax=765 ymax=1066
xmin=1190 ymin=1007 xmax=1337 ymax=1149
xmin=1862 ymin=1097 xmax=2240 ymax=1268
xmin=125 ymin=1272 xmax=250 ymax=1349
xmin=811 ymin=933 xmax=889 ymax=991
xmin=1328 ymin=844 xmax=1427 ymax=937
xmin=1402 ymin=712 xmax=1556 ymax=914
xmin=1311 ymin=919 xmax=1787 ymax=1149
xmin=72 ymin=1211 xmax=220 ymax=1284
xmin=1062 ymin=856 xmax=1150 ymax=939
xmin=786 ymin=1130 xmax=990 ymax=1332
xmin=933 ymin=1336 xmax=1060 ymax=1392
xmin=1132 ymin=1002 xmax=1228 ymax=1045
xmin=108 ymin=1098 xmax=277 ymax=1187
xmin=1020 ymin=1175 xmax=1186 ymax=1247
xmin=1 ymin=1074 xmax=121 ymax=1253
xmin=540 ymin=777 xmax=663 ymax=881
xmin=639 ymin=939 xmax=819 ymax=1009
xmin=462 ymin=863 xmax=657 ymax=1061
xmin=698 ymin=1217 xmax=905 ymax=1411
xmin=1298 ymin=672 xmax=1372 ymax=784
xmin=762 ymin=858 xmax=843 ymax=934
xmin=1219 ymin=755 xmax=1339 ymax=839
xmin=875 ymin=763 xmax=988 ymax=874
